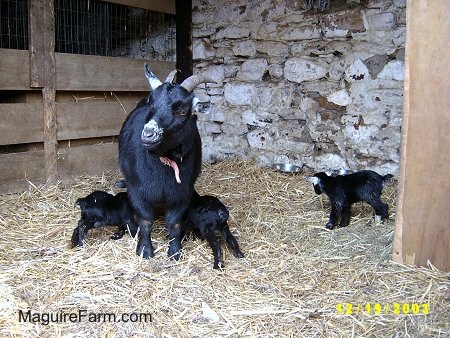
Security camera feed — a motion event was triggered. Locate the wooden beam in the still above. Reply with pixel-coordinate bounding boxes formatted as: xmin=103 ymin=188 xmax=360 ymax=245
xmin=29 ymin=0 xmax=46 ymax=87
xmin=100 ymin=0 xmax=175 ymax=14
xmin=393 ymin=0 xmax=450 ymax=271
xmin=175 ymin=0 xmax=193 ymax=82
xmin=29 ymin=0 xmax=58 ymax=183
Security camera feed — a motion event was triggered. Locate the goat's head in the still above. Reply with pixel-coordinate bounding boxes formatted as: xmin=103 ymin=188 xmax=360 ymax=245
xmin=140 ymin=64 xmax=216 ymax=152
xmin=304 ymin=172 xmax=328 ymax=195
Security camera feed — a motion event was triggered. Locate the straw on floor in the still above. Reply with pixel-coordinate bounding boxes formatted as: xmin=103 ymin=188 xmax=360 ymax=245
xmin=0 ymin=160 xmax=448 ymax=337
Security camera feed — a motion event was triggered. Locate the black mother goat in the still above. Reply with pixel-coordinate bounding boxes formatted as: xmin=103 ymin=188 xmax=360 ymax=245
xmin=183 ymin=190 xmax=244 ymax=269
xmin=305 ymin=170 xmax=393 ymax=229
xmin=119 ymin=64 xmax=215 ymax=259
xmin=71 ymin=190 xmax=138 ymax=248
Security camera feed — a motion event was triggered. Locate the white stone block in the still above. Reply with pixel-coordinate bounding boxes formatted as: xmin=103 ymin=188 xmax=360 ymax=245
xmin=327 ymin=89 xmax=353 ymax=106
xmin=284 ymin=58 xmax=328 ymax=83
xmin=224 ymin=82 xmax=255 ymax=106
xmin=377 ymin=60 xmax=404 ymax=81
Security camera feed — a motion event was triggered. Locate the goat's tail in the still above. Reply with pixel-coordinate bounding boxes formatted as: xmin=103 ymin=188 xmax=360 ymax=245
xmin=382 ymin=174 xmax=394 ymax=186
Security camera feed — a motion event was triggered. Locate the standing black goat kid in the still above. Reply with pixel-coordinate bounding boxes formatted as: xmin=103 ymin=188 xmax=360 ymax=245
xmin=183 ymin=190 xmax=244 ymax=269
xmin=305 ymin=170 xmax=393 ymax=229
xmin=71 ymin=190 xmax=138 ymax=248
xmin=119 ymin=64 xmax=215 ymax=259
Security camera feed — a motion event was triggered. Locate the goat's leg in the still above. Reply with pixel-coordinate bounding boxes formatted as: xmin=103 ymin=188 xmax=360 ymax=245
xmin=368 ymin=199 xmax=389 ymax=223
xmin=221 ymin=223 xmax=244 ymax=258
xmin=205 ymin=229 xmax=224 ymax=269
xmin=338 ymin=205 xmax=352 ymax=228
xmin=166 ymin=208 xmax=187 ymax=260
xmin=325 ymin=203 xmax=341 ymax=229
xmin=71 ymin=219 xmax=90 ymax=248
xmin=136 ymin=218 xmax=154 ymax=258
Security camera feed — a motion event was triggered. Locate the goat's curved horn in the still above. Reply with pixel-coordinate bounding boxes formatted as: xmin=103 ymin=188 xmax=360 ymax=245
xmin=144 ymin=63 xmax=162 ymax=90
xmin=164 ymin=69 xmax=179 ymax=84
xmin=180 ymin=74 xmax=217 ymax=92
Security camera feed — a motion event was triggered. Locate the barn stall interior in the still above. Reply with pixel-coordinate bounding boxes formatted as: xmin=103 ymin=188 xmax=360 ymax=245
xmin=0 ymin=0 xmax=449 ymax=337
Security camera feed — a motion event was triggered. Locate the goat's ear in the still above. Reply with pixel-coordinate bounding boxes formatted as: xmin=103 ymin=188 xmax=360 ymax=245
xmin=313 ymin=184 xmax=323 ymax=195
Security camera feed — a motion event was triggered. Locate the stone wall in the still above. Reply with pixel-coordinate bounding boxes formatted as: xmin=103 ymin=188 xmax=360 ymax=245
xmin=192 ymin=0 xmax=406 ymax=175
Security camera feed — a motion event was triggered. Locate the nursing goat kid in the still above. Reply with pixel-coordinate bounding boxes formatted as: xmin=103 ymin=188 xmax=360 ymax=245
xmin=71 ymin=191 xmax=138 ymax=248
xmin=305 ymin=170 xmax=393 ymax=230
xmin=119 ymin=64 xmax=215 ymax=259
xmin=183 ymin=190 xmax=244 ymax=269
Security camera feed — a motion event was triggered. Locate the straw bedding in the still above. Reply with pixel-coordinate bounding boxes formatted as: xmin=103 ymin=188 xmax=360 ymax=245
xmin=0 ymin=160 xmax=448 ymax=337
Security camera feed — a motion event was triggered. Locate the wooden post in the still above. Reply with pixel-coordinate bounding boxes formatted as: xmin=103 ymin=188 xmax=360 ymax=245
xmin=392 ymin=0 xmax=450 ymax=271
xmin=29 ymin=0 xmax=58 ymax=183
xmin=175 ymin=0 xmax=193 ymax=82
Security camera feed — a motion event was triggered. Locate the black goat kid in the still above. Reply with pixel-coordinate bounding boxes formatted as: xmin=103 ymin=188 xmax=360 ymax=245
xmin=305 ymin=170 xmax=393 ymax=229
xmin=71 ymin=191 xmax=138 ymax=248
xmin=183 ymin=191 xmax=244 ymax=269
xmin=119 ymin=64 xmax=215 ymax=259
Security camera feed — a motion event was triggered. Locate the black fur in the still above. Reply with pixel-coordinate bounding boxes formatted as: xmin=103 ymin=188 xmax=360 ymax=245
xmin=119 ymin=82 xmax=202 ymax=259
xmin=183 ymin=191 xmax=244 ymax=269
xmin=309 ymin=170 xmax=393 ymax=229
xmin=71 ymin=190 xmax=138 ymax=248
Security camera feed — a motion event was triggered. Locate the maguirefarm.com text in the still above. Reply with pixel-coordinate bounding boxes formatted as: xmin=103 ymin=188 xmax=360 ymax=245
xmin=18 ymin=309 xmax=152 ymax=325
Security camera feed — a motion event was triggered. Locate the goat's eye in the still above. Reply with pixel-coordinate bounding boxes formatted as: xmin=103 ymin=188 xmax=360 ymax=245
xmin=175 ymin=107 xmax=188 ymax=116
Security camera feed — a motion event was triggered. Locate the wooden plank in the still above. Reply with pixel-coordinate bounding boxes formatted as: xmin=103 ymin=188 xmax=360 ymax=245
xmin=393 ymin=0 xmax=450 ymax=271
xmin=0 ymin=103 xmax=44 ymax=145
xmin=0 ymin=49 xmax=175 ymax=92
xmin=58 ymin=142 xmax=120 ymax=179
xmin=0 ymin=50 xmax=175 ymax=91
xmin=56 ymin=101 xmax=137 ymax=140
xmin=101 ymin=0 xmax=175 ymax=14
xmin=0 ymin=150 xmax=46 ymax=194
xmin=175 ymin=0 xmax=193 ymax=82
xmin=0 ymin=49 xmax=30 ymax=90
xmin=55 ymin=53 xmax=175 ymax=91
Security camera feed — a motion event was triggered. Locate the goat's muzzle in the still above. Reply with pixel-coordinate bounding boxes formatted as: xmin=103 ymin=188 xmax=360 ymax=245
xmin=141 ymin=120 xmax=163 ymax=149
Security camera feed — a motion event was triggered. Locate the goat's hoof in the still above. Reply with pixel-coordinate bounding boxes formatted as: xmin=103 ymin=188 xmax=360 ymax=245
xmin=213 ymin=261 xmax=225 ymax=270
xmin=71 ymin=241 xmax=83 ymax=249
xmin=325 ymin=223 xmax=334 ymax=230
xmin=234 ymin=251 xmax=245 ymax=259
